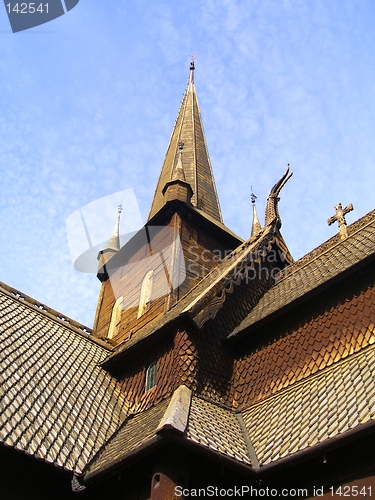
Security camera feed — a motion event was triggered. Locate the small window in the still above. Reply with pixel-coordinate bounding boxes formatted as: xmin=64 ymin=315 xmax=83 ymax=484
xmin=145 ymin=361 xmax=157 ymax=391
xmin=137 ymin=270 xmax=154 ymax=318
xmin=108 ymin=296 xmax=123 ymax=339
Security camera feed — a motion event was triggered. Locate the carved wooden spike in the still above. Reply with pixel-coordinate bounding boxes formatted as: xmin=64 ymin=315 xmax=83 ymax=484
xmin=264 ymin=165 xmax=293 ymax=227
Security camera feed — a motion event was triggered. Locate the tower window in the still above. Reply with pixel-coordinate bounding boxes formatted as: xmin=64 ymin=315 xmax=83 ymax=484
xmin=137 ymin=269 xmax=154 ymax=318
xmin=145 ymin=361 xmax=157 ymax=391
xmin=108 ymin=296 xmax=123 ymax=339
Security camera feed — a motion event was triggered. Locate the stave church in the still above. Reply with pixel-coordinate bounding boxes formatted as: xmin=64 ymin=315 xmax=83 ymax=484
xmin=1 ymin=62 xmax=374 ymax=499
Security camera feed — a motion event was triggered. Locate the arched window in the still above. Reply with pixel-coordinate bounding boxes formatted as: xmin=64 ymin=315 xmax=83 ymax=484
xmin=145 ymin=361 xmax=158 ymax=391
xmin=137 ymin=269 xmax=154 ymax=318
xmin=108 ymin=296 xmax=123 ymax=339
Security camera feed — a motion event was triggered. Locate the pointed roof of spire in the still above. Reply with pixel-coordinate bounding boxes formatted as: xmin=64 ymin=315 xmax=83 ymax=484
xmin=97 ymin=205 xmax=123 ymax=281
xmin=105 ymin=204 xmax=122 ymax=252
xmin=148 ymin=60 xmax=223 ymax=223
xmin=250 ymin=192 xmax=262 ymax=237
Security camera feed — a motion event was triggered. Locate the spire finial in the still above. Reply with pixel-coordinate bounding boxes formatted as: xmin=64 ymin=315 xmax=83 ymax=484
xmin=117 ymin=204 xmax=123 ymax=222
xmin=251 ymin=188 xmax=257 ymax=205
xmin=188 ymin=55 xmax=197 ymax=85
xmin=327 ymin=202 xmax=354 ymax=239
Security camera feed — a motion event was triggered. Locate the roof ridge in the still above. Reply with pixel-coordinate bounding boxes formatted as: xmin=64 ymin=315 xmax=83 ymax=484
xmin=276 ymin=208 xmax=375 ymax=283
xmin=0 ymin=280 xmax=111 ymax=350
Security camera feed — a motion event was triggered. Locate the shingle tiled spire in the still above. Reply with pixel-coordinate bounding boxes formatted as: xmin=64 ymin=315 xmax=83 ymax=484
xmin=250 ymin=191 xmax=262 ymax=237
xmin=105 ymin=204 xmax=122 ymax=253
xmin=148 ymin=60 xmax=223 ymax=222
xmin=97 ymin=205 xmax=122 ymax=278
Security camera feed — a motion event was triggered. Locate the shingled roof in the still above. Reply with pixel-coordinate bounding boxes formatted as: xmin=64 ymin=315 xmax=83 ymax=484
xmin=1 ymin=210 xmax=374 ymax=487
xmin=241 ymin=345 xmax=375 ymax=467
xmin=2 ymin=208 xmax=374 ymax=485
xmin=231 ymin=208 xmax=375 ymax=338
xmin=2 ymin=59 xmax=374 ymax=495
xmin=91 ymin=206 xmax=375 ymax=479
xmin=84 ymin=386 xmax=253 ymax=482
xmin=88 ymin=339 xmax=375 ymax=479
xmin=0 ymin=283 xmax=131 ymax=475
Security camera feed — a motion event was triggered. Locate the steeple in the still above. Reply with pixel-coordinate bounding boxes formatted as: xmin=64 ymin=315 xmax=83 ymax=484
xmin=148 ymin=60 xmax=223 ymax=223
xmin=106 ymin=204 xmax=122 ymax=253
xmin=250 ymin=191 xmax=262 ymax=237
xmin=97 ymin=204 xmax=122 ymax=280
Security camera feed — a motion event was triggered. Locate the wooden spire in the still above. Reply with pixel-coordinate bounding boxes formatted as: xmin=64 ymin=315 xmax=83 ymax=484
xmin=148 ymin=61 xmax=223 ymax=223
xmin=250 ymin=191 xmax=262 ymax=237
xmin=105 ymin=204 xmax=122 ymax=253
xmin=97 ymin=205 xmax=122 ymax=279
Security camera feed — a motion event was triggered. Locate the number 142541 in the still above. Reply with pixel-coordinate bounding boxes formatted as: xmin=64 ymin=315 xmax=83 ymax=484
xmin=6 ymin=3 xmax=49 ymax=14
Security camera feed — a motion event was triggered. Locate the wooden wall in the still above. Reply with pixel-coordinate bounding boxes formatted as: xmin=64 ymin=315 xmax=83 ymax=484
xmin=93 ymin=218 xmax=176 ymax=343
xmin=93 ymin=211 xmax=234 ymax=349
xmin=118 ymin=329 xmax=198 ymax=412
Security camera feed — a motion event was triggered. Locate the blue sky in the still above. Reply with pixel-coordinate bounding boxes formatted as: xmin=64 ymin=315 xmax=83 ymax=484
xmin=1 ymin=0 xmax=375 ymax=327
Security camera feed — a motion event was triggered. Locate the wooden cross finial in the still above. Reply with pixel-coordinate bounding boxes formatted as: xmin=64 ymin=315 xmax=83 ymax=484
xmin=327 ymin=202 xmax=354 ymax=239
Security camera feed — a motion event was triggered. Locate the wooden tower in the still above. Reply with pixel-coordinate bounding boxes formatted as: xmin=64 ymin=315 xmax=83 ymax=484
xmin=92 ymin=61 xmax=242 ymax=348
